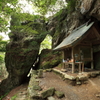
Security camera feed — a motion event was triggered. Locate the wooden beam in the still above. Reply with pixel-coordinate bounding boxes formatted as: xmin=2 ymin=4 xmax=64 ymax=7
xmin=92 ymin=27 xmax=100 ymax=39
xmin=79 ymin=43 xmax=91 ymax=46
xmin=90 ymin=38 xmax=100 ymax=42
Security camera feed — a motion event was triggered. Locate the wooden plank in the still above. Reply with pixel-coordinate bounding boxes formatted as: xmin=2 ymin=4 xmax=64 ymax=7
xmin=83 ymin=58 xmax=93 ymax=61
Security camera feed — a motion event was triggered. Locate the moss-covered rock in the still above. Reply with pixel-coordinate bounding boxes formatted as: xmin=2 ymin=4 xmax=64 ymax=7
xmin=39 ymin=49 xmax=62 ymax=69
xmin=38 ymin=69 xmax=43 ymax=78
xmin=0 ymin=16 xmax=47 ymax=96
xmin=27 ymin=70 xmax=42 ymax=100
xmin=55 ymin=90 xmax=64 ymax=98
xmin=41 ymin=87 xmax=55 ymax=99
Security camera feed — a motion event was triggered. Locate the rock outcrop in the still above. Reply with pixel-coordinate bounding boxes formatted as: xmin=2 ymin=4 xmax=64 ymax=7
xmin=0 ymin=15 xmax=47 ymax=96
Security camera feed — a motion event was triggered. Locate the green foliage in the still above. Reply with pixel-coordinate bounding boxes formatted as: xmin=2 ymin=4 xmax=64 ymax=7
xmin=54 ymin=9 xmax=63 ymax=17
xmin=66 ymin=0 xmax=76 ymax=13
xmin=0 ymin=17 xmax=9 ymax=32
xmin=0 ymin=52 xmax=5 ymax=65
xmin=11 ymin=13 xmax=40 ymax=24
xmin=11 ymin=95 xmax=17 ymax=100
xmin=0 ymin=41 xmax=7 ymax=52
xmin=0 ymin=35 xmax=3 ymax=41
xmin=0 ymin=94 xmax=17 ymax=100
xmin=0 ymin=92 xmax=8 ymax=100
xmin=9 ymin=13 xmax=46 ymax=36
xmin=0 ymin=56 xmax=3 ymax=64
xmin=31 ymin=0 xmax=57 ymax=15
xmin=0 ymin=0 xmax=67 ymax=33
xmin=30 ymin=41 xmax=38 ymax=46
xmin=0 ymin=35 xmax=8 ymax=52
xmin=40 ymin=34 xmax=52 ymax=51
xmin=0 ymin=0 xmax=19 ymax=32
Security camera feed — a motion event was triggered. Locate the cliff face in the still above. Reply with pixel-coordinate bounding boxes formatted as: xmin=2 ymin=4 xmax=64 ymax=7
xmin=48 ymin=0 xmax=100 ymax=47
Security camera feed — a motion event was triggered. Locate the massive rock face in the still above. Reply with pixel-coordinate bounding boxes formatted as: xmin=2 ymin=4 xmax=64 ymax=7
xmin=90 ymin=0 xmax=100 ymax=20
xmin=0 ymin=15 xmax=47 ymax=96
xmin=48 ymin=0 xmax=100 ymax=48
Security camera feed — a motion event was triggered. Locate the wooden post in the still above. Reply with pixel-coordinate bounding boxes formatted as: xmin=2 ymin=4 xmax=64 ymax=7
xmin=91 ymin=47 xmax=94 ymax=69
xmin=82 ymin=62 xmax=84 ymax=72
xmin=79 ymin=63 xmax=81 ymax=73
xmin=62 ymin=51 xmax=64 ymax=68
xmin=72 ymin=47 xmax=75 ymax=73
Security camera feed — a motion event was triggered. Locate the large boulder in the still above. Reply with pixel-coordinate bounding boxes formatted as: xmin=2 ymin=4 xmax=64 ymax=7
xmin=0 ymin=14 xmax=47 ymax=96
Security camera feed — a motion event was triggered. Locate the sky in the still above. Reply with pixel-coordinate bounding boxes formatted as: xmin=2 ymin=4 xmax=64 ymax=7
xmin=0 ymin=32 xmax=10 ymax=40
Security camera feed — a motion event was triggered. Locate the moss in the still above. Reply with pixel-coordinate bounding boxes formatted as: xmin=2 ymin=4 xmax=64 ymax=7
xmin=11 ymin=95 xmax=17 ymax=100
xmin=57 ymin=63 xmax=62 ymax=68
xmin=39 ymin=49 xmax=62 ymax=69
xmin=40 ymin=61 xmax=51 ymax=69
xmin=40 ymin=57 xmax=62 ymax=69
xmin=67 ymin=0 xmax=76 ymax=13
xmin=55 ymin=90 xmax=64 ymax=98
xmin=51 ymin=58 xmax=61 ymax=66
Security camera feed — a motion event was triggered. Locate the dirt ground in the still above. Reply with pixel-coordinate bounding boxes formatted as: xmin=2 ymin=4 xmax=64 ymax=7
xmin=1 ymin=72 xmax=100 ymax=100
xmin=40 ymin=72 xmax=100 ymax=100
xmin=1 ymin=83 xmax=28 ymax=100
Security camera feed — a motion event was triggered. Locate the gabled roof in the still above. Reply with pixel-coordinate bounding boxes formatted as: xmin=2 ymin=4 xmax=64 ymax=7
xmin=53 ymin=22 xmax=94 ymax=50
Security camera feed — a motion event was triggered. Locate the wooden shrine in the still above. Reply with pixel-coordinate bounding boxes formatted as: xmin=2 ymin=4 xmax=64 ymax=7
xmin=54 ymin=22 xmax=100 ymax=73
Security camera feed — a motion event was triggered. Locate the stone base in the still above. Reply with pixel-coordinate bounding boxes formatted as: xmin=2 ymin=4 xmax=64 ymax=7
xmin=53 ymin=68 xmax=100 ymax=85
